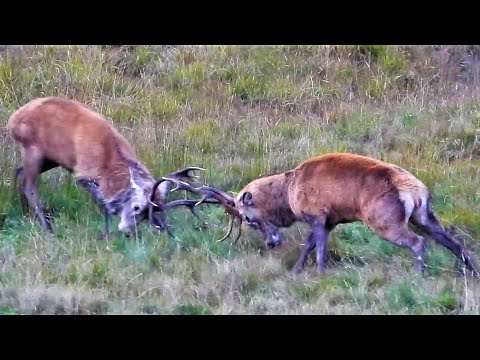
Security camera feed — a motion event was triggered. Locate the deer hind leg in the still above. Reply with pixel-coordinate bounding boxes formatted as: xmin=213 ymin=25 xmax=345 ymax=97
xmin=410 ymin=198 xmax=479 ymax=276
xmin=76 ymin=177 xmax=110 ymax=239
xmin=365 ymin=191 xmax=426 ymax=274
xmin=15 ymin=159 xmax=59 ymax=216
xmin=20 ymin=148 xmax=54 ymax=232
xmin=14 ymin=166 xmax=29 ymax=215
xmin=374 ymin=226 xmax=426 ymax=274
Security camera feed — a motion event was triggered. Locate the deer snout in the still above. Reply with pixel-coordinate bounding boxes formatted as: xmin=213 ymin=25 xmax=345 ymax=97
xmin=118 ymin=222 xmax=132 ymax=236
xmin=118 ymin=216 xmax=136 ymax=236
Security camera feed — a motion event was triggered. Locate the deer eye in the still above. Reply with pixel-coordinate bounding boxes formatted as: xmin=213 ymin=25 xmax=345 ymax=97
xmin=133 ymin=205 xmax=140 ymax=212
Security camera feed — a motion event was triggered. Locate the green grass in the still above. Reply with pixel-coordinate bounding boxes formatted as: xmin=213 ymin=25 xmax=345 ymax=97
xmin=1 ymin=45 xmax=480 ymax=314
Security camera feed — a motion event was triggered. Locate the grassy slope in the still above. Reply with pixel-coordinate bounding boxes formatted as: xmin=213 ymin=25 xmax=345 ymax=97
xmin=0 ymin=45 xmax=479 ymax=314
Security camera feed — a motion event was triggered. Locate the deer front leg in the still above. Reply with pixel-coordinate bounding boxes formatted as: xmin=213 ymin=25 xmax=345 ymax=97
xmin=292 ymin=216 xmax=330 ymax=275
xmin=313 ymin=224 xmax=330 ymax=276
xmin=76 ymin=177 xmax=110 ymax=239
xmin=292 ymin=232 xmax=316 ymax=274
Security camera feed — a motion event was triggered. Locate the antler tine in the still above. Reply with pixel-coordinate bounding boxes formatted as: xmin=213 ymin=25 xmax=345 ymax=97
xmin=148 ymin=177 xmax=176 ymax=230
xmin=194 ymin=193 xmax=211 ymax=206
xmin=161 ymin=177 xmax=200 ymax=194
xmin=152 ymin=177 xmax=245 ymax=244
xmin=161 ymin=179 xmax=238 ymax=214
xmin=150 ymin=167 xmax=204 ymax=203
xmin=150 ymin=178 xmax=170 ymax=202
xmin=162 ymin=198 xmax=220 ymax=217
xmin=217 ymin=216 xmax=243 ymax=244
xmin=148 ymin=169 xmax=208 ymax=236
xmin=216 ymin=215 xmax=234 ymax=242
xmin=232 ymin=219 xmax=243 ymax=244
xmin=148 ymin=208 xmax=169 ymax=232
xmin=167 ymin=199 xmax=201 ymax=219
xmin=198 ymin=186 xmax=236 ymax=203
xmin=149 ymin=198 xmax=219 ymax=236
xmin=148 ymin=198 xmax=159 ymax=207
xmin=167 ymin=166 xmax=205 ymax=180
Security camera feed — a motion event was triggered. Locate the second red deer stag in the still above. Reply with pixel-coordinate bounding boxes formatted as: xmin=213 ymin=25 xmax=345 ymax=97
xmin=8 ymin=96 xmax=209 ymax=237
xmin=160 ymin=153 xmax=479 ymax=276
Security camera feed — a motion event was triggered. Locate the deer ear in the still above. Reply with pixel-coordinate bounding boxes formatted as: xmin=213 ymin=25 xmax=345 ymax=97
xmin=129 ymin=167 xmax=142 ymax=191
xmin=241 ymin=192 xmax=254 ymax=206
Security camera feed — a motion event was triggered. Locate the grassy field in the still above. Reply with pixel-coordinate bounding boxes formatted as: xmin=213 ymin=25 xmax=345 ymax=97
xmin=0 ymin=45 xmax=479 ymax=314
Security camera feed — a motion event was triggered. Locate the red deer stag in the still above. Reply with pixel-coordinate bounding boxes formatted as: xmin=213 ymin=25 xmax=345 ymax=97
xmin=8 ymin=96 xmax=213 ymax=237
xmin=157 ymin=153 xmax=479 ymax=276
